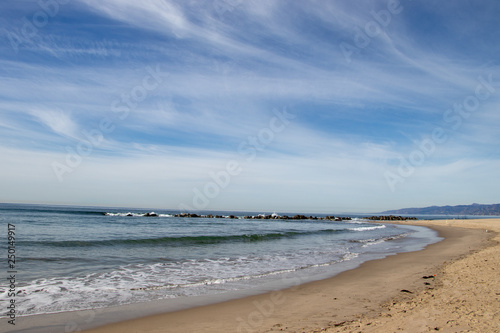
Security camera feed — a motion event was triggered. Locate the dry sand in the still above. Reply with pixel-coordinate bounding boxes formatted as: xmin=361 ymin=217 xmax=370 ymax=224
xmin=76 ymin=219 xmax=499 ymax=333
xmin=318 ymin=219 xmax=500 ymax=333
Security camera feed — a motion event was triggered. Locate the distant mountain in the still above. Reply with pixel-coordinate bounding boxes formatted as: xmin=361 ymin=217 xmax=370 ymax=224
xmin=381 ymin=203 xmax=500 ymax=216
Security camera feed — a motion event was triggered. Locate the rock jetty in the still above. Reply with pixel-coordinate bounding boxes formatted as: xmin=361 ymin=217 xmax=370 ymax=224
xmin=171 ymin=213 xmax=351 ymax=221
xmin=106 ymin=212 xmax=353 ymax=221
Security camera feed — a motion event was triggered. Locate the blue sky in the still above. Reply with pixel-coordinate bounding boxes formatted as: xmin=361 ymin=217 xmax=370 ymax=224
xmin=0 ymin=0 xmax=499 ymax=213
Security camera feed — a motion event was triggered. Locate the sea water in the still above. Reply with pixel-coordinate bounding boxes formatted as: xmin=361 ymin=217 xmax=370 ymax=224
xmin=0 ymin=203 xmax=441 ymax=318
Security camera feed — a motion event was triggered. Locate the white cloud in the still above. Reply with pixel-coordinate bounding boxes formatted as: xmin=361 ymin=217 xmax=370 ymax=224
xmin=80 ymin=0 xmax=190 ymax=37
xmin=29 ymin=109 xmax=79 ymax=139
xmin=1 ymin=0 xmax=499 ymax=211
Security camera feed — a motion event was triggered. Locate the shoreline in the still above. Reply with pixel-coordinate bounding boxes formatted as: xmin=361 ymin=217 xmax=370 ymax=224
xmin=4 ymin=219 xmax=498 ymax=333
xmin=323 ymin=218 xmax=500 ymax=332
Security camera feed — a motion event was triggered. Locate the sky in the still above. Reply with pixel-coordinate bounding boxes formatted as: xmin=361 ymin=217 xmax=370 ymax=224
xmin=0 ymin=0 xmax=499 ymax=213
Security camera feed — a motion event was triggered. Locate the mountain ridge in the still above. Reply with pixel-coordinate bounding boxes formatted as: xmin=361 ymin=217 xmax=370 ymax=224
xmin=381 ymin=203 xmax=500 ymax=216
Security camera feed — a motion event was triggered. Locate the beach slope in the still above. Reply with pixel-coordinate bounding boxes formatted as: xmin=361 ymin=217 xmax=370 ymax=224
xmin=75 ymin=219 xmax=498 ymax=333
xmin=320 ymin=219 xmax=500 ymax=333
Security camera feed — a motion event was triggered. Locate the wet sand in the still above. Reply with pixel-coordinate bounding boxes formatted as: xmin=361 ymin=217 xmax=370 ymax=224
xmin=5 ymin=219 xmax=497 ymax=333
xmin=78 ymin=219 xmax=496 ymax=333
xmin=319 ymin=219 xmax=500 ymax=333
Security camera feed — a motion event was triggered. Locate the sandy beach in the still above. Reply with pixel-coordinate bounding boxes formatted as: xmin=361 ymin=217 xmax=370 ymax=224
xmin=5 ymin=219 xmax=498 ymax=333
xmin=320 ymin=219 xmax=500 ymax=333
xmin=68 ymin=219 xmax=498 ymax=333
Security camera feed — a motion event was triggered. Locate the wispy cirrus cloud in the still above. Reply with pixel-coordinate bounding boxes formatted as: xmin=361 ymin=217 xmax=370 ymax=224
xmin=29 ymin=109 xmax=79 ymax=139
xmin=0 ymin=0 xmax=498 ymax=212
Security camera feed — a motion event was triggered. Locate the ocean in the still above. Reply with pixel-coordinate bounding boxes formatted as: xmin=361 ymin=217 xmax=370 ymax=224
xmin=0 ymin=203 xmax=443 ymax=319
